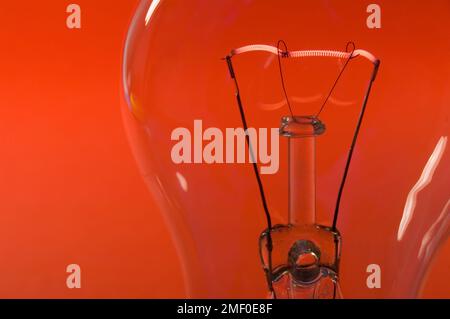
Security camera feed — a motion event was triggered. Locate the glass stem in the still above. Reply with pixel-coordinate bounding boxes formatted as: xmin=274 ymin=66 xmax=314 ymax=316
xmin=288 ymin=135 xmax=316 ymax=226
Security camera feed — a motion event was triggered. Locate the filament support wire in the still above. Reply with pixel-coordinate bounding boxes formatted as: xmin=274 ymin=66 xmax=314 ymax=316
xmin=225 ymin=42 xmax=380 ymax=296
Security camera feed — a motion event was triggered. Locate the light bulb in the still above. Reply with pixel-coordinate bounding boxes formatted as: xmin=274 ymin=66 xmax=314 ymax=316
xmin=121 ymin=0 xmax=450 ymax=298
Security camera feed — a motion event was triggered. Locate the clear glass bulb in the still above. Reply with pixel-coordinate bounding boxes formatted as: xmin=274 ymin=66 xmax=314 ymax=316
xmin=121 ymin=0 xmax=450 ymax=298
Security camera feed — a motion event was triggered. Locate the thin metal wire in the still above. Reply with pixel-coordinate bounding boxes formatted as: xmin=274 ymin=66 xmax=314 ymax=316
xmin=315 ymin=41 xmax=355 ymax=117
xmin=331 ymin=74 xmax=377 ymax=230
xmin=277 ymin=40 xmax=295 ymax=119
xmin=225 ymin=56 xmax=277 ymax=298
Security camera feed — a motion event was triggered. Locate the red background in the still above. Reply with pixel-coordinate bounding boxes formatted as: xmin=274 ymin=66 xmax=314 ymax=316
xmin=0 ymin=1 xmax=447 ymax=298
xmin=0 ymin=1 xmax=183 ymax=298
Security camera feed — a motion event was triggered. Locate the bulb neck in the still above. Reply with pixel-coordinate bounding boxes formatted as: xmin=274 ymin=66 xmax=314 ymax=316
xmin=280 ymin=116 xmax=325 ymax=226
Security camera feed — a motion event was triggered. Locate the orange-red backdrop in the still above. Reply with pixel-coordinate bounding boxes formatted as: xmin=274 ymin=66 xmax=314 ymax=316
xmin=0 ymin=0 xmax=447 ymax=298
xmin=0 ymin=0 xmax=184 ymax=298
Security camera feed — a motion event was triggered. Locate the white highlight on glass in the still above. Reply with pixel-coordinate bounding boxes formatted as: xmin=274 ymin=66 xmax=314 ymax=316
xmin=145 ymin=0 xmax=161 ymax=26
xmin=176 ymin=172 xmax=188 ymax=192
xmin=397 ymin=136 xmax=448 ymax=241
xmin=418 ymin=199 xmax=450 ymax=259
